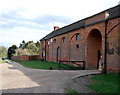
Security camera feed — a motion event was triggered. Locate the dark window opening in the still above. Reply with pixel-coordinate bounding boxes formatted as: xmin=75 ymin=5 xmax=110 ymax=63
xmin=54 ymin=39 xmax=56 ymax=43
xmin=62 ymin=37 xmax=65 ymax=43
xmin=76 ymin=44 xmax=79 ymax=48
xmin=42 ymin=52 xmax=43 ymax=58
xmin=76 ymin=33 xmax=79 ymax=40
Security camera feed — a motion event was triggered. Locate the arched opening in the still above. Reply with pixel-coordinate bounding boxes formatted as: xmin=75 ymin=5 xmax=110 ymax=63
xmin=86 ymin=29 xmax=102 ymax=69
xmin=56 ymin=46 xmax=60 ymax=62
xmin=42 ymin=52 xmax=43 ymax=58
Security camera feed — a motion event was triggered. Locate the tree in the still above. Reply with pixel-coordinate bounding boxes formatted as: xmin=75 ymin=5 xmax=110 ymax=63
xmin=35 ymin=41 xmax=40 ymax=47
xmin=22 ymin=40 xmax=25 ymax=44
xmin=19 ymin=40 xmax=26 ymax=49
xmin=27 ymin=42 xmax=39 ymax=55
xmin=19 ymin=43 xmax=22 ymax=48
xmin=14 ymin=48 xmax=31 ymax=56
xmin=0 ymin=46 xmax=7 ymax=58
xmin=16 ymin=40 xmax=40 ymax=56
xmin=7 ymin=45 xmax=17 ymax=59
xmin=11 ymin=45 xmax=17 ymax=49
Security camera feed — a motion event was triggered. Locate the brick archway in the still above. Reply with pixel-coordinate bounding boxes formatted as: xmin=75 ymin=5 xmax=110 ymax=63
xmin=56 ymin=46 xmax=60 ymax=62
xmin=86 ymin=29 xmax=102 ymax=69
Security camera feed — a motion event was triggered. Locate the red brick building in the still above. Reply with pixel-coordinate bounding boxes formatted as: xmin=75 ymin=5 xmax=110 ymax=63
xmin=40 ymin=5 xmax=120 ymax=72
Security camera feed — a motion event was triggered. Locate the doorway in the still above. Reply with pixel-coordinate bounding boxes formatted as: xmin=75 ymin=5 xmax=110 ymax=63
xmin=56 ymin=46 xmax=60 ymax=62
xmin=86 ymin=29 xmax=102 ymax=69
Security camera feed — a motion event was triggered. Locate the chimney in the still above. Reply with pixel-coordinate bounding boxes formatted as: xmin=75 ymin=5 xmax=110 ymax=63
xmin=54 ymin=26 xmax=59 ymax=31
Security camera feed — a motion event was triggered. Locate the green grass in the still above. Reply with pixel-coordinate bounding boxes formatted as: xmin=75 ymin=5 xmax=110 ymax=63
xmin=0 ymin=58 xmax=8 ymax=63
xmin=15 ymin=60 xmax=82 ymax=70
xmin=64 ymin=88 xmax=78 ymax=94
xmin=86 ymin=73 xmax=119 ymax=94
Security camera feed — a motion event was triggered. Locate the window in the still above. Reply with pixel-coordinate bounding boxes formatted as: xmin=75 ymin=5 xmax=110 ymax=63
xmin=76 ymin=44 xmax=79 ymax=48
xmin=51 ymin=38 xmax=53 ymax=42
xmin=42 ymin=52 xmax=43 ymax=58
xmin=76 ymin=33 xmax=79 ymax=40
xmin=62 ymin=37 xmax=65 ymax=43
xmin=54 ymin=39 xmax=56 ymax=44
xmin=48 ymin=41 xmax=50 ymax=45
xmin=43 ymin=53 xmax=45 ymax=56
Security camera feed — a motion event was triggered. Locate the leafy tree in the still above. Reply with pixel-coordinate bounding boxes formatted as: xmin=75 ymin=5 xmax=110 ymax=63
xmin=0 ymin=46 xmax=7 ymax=58
xmin=14 ymin=48 xmax=31 ymax=56
xmin=19 ymin=43 xmax=22 ymax=48
xmin=35 ymin=41 xmax=40 ymax=47
xmin=16 ymin=40 xmax=40 ymax=56
xmin=19 ymin=40 xmax=26 ymax=49
xmin=27 ymin=42 xmax=39 ymax=55
xmin=7 ymin=45 xmax=17 ymax=59
xmin=11 ymin=45 xmax=17 ymax=49
xmin=22 ymin=40 xmax=25 ymax=44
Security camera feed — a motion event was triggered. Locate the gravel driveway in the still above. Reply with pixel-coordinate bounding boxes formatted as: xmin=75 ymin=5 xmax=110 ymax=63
xmin=0 ymin=60 xmax=100 ymax=93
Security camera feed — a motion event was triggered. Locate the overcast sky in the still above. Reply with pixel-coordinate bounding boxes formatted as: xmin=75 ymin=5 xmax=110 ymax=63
xmin=0 ymin=0 xmax=119 ymax=48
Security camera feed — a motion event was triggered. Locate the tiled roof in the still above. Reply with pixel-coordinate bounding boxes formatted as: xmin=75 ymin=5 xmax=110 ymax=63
xmin=40 ymin=5 xmax=120 ymax=41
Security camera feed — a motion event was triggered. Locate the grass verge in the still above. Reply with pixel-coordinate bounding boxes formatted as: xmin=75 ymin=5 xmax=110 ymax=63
xmin=14 ymin=60 xmax=82 ymax=70
xmin=0 ymin=58 xmax=8 ymax=63
xmin=64 ymin=88 xmax=78 ymax=94
xmin=86 ymin=73 xmax=119 ymax=94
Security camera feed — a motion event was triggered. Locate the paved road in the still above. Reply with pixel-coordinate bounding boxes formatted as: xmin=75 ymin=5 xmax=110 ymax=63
xmin=0 ymin=60 xmax=100 ymax=93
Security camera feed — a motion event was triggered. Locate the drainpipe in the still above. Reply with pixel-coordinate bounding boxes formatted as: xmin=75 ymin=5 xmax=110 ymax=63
xmin=104 ymin=20 xmax=108 ymax=74
xmin=45 ymin=39 xmax=46 ymax=61
xmin=104 ymin=12 xmax=110 ymax=74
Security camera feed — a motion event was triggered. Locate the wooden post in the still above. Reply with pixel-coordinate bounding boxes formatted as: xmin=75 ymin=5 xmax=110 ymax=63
xmin=83 ymin=60 xmax=85 ymax=70
xmin=59 ymin=61 xmax=61 ymax=68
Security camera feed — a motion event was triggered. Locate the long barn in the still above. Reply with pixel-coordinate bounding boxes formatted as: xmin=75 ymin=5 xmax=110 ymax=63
xmin=40 ymin=5 xmax=120 ymax=73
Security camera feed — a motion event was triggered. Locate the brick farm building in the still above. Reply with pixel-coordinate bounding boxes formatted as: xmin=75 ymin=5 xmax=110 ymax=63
xmin=40 ymin=5 xmax=120 ymax=73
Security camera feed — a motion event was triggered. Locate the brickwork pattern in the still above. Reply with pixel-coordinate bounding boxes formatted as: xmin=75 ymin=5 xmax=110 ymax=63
xmin=40 ymin=10 xmax=120 ymax=73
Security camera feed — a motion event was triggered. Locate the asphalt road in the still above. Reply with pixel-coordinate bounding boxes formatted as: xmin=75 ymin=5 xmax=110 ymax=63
xmin=0 ymin=60 xmax=100 ymax=93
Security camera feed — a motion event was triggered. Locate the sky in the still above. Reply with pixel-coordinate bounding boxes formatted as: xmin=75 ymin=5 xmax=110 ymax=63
xmin=0 ymin=0 xmax=119 ymax=48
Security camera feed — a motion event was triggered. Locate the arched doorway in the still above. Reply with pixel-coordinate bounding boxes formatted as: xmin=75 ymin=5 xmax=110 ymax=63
xmin=86 ymin=29 xmax=102 ymax=69
xmin=56 ymin=46 xmax=60 ymax=62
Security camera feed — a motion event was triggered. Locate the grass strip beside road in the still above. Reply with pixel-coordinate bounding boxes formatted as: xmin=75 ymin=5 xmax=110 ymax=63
xmin=0 ymin=58 xmax=8 ymax=64
xmin=86 ymin=73 xmax=119 ymax=94
xmin=64 ymin=88 xmax=78 ymax=94
xmin=16 ymin=60 xmax=82 ymax=70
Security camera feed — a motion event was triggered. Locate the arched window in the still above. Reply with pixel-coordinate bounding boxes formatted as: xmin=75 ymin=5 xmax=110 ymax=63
xmin=76 ymin=33 xmax=79 ymax=40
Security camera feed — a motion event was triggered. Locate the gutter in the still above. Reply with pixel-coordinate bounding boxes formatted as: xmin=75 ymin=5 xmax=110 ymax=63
xmin=41 ymin=15 xmax=120 ymax=41
xmin=85 ymin=15 xmax=120 ymax=27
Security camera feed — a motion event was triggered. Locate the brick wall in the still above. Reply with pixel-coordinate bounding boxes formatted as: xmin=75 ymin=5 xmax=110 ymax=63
xmin=40 ymin=8 xmax=120 ymax=73
xmin=11 ymin=55 xmax=40 ymax=61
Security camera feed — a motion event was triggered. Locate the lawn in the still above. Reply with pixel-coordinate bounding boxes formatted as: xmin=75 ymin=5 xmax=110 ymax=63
xmin=64 ymin=88 xmax=78 ymax=94
xmin=86 ymin=73 xmax=119 ymax=94
xmin=16 ymin=60 xmax=82 ymax=70
xmin=0 ymin=58 xmax=8 ymax=63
